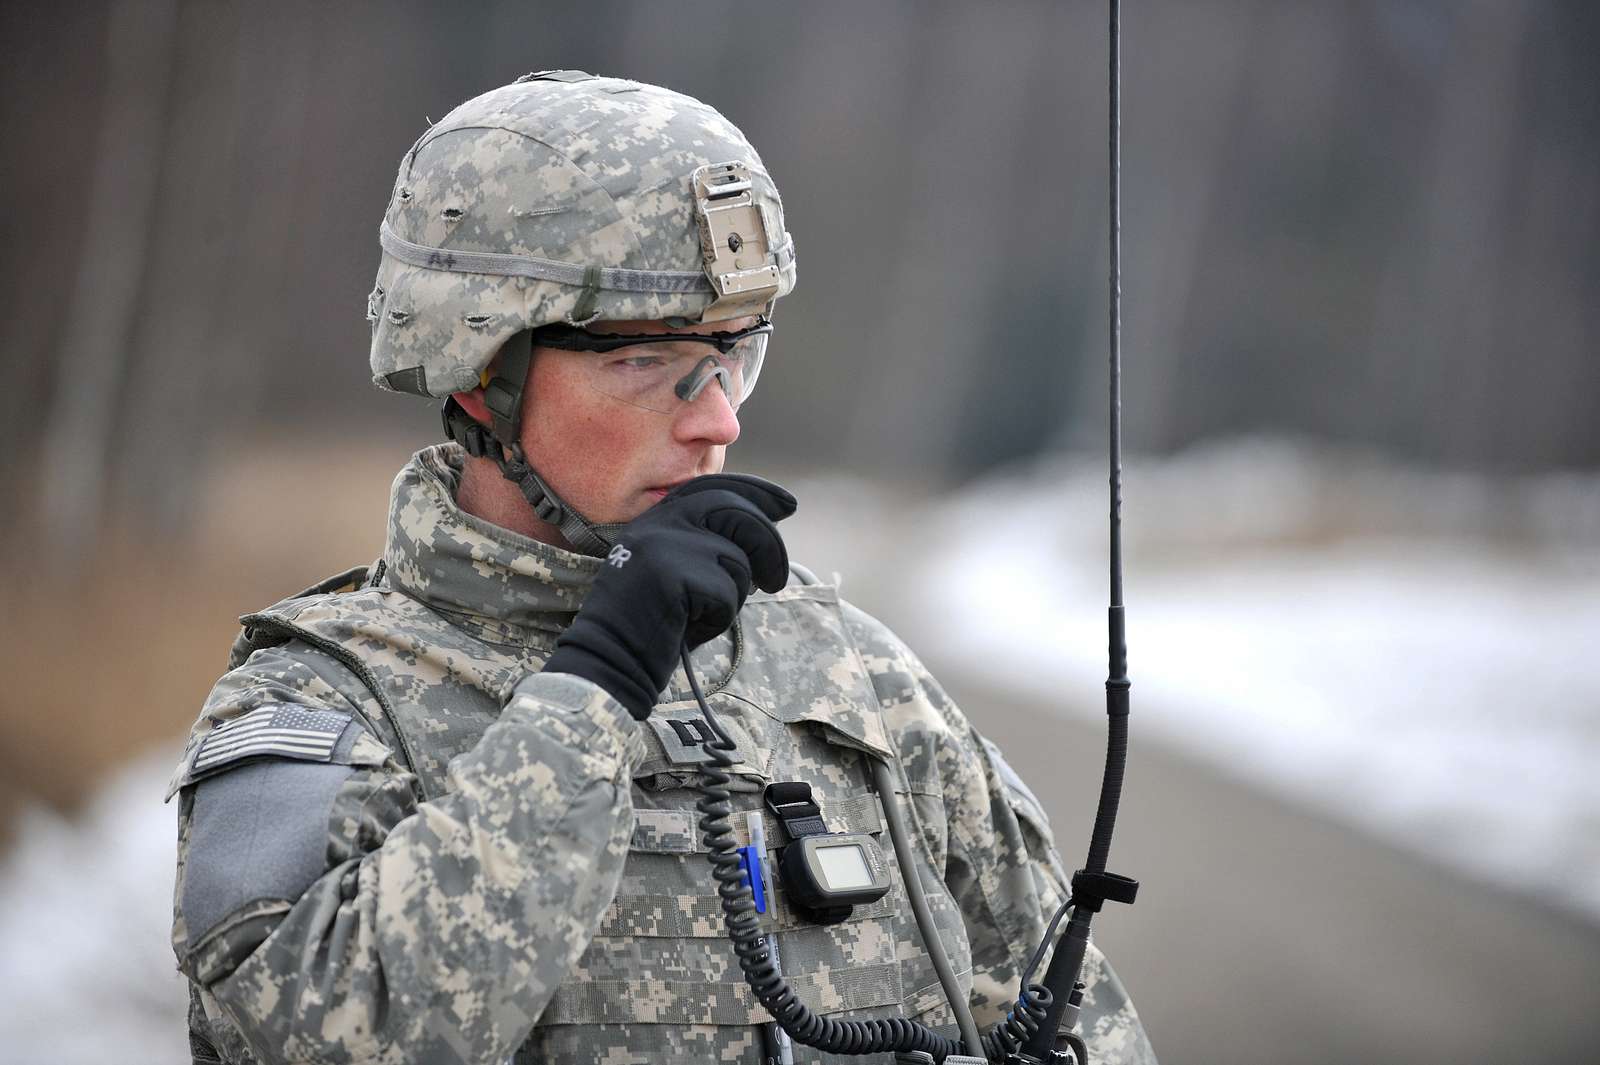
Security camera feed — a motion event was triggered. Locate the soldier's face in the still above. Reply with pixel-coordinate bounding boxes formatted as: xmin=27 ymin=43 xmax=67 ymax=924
xmin=517 ymin=316 xmax=754 ymax=525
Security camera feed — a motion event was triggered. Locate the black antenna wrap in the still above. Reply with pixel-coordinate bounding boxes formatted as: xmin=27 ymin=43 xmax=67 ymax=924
xmin=1022 ymin=2 xmax=1142 ymax=1059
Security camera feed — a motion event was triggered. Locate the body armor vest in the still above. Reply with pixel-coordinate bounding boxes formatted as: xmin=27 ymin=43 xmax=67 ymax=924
xmin=222 ymin=568 xmax=972 ymax=1063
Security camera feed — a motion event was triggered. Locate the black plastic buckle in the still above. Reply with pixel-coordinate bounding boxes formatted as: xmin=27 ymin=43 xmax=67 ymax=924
xmin=1069 ymin=869 xmax=1139 ymax=913
xmin=440 ymin=397 xmax=494 ymax=458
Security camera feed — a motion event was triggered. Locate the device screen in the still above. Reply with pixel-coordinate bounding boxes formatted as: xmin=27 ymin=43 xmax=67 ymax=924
xmin=815 ymin=842 xmax=873 ymax=890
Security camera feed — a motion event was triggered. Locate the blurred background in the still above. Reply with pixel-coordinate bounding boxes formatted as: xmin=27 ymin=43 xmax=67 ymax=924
xmin=2 ymin=1 xmax=1598 ymax=1062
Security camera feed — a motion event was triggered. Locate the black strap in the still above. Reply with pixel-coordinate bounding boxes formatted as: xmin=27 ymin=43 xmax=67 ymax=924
xmin=482 ymin=330 xmax=533 ymax=448
xmin=764 ymin=781 xmax=829 ymax=840
xmin=440 ymin=396 xmax=493 ymax=457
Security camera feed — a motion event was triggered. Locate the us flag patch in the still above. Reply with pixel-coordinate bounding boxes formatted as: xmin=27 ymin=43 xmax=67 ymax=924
xmin=192 ymin=705 xmax=351 ymax=773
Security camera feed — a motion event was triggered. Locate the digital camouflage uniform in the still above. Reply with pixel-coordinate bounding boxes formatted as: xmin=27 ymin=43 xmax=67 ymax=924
xmin=169 ymin=445 xmax=1154 ymax=1064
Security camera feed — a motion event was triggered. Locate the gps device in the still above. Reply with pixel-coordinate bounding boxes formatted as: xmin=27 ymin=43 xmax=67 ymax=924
xmin=764 ymin=782 xmax=891 ymax=923
xmin=778 ymin=832 xmax=891 ymax=910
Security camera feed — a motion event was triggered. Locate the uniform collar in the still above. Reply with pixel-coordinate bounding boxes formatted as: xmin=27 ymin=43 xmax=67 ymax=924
xmin=383 ymin=443 xmax=600 ymax=642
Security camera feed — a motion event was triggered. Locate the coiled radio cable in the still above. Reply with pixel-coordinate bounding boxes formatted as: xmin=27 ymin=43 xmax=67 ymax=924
xmin=683 ymin=647 xmax=1058 ymax=1063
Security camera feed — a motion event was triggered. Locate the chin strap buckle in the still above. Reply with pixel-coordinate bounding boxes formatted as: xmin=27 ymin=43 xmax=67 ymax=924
xmin=441 ymin=396 xmax=495 ymax=458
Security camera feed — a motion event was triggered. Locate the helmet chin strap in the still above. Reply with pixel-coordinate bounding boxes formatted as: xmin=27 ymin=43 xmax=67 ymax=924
xmin=440 ymin=332 xmax=627 ymax=559
xmin=495 ymin=441 xmax=628 ymax=557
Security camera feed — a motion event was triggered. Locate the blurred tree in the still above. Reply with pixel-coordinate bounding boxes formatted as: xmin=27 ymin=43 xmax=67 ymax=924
xmin=3 ymin=0 xmax=1596 ymax=558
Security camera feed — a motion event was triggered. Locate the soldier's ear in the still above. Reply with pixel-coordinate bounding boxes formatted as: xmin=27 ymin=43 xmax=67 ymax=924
xmin=451 ymin=356 xmax=504 ymax=425
xmin=451 ymin=385 xmax=492 ymax=426
xmin=457 ymin=336 xmax=540 ymax=441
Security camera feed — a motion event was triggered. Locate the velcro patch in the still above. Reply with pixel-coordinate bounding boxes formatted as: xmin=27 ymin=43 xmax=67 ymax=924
xmin=643 ymin=710 xmax=735 ymax=767
xmin=192 ymin=705 xmax=351 ymax=775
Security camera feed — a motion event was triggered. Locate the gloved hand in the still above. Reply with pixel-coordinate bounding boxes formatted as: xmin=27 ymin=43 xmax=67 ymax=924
xmin=542 ymin=474 xmax=797 ymax=720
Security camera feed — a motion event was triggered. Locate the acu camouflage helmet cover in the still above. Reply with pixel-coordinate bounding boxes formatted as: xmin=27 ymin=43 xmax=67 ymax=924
xmin=366 ymin=71 xmax=798 ymax=400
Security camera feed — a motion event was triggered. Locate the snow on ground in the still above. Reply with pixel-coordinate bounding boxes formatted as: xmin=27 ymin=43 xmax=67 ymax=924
xmin=903 ymin=438 xmax=1600 ymax=922
xmin=0 ymin=747 xmax=187 ymax=1062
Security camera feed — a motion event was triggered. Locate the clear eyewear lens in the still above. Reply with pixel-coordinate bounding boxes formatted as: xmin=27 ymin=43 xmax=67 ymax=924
xmin=580 ymin=331 xmax=767 ymax=414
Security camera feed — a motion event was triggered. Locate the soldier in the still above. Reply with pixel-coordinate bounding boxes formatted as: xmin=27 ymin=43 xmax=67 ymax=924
xmin=168 ymin=73 xmax=1157 ymax=1065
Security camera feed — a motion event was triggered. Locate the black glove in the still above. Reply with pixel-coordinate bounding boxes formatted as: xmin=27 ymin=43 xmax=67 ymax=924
xmin=542 ymin=474 xmax=797 ymax=720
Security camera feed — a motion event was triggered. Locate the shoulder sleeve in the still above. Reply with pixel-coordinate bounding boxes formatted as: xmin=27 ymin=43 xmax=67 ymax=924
xmin=166 ymin=634 xmax=398 ymax=801
xmin=841 ymin=602 xmax=1157 ymax=1065
xmin=171 ymin=646 xmax=648 ymax=1065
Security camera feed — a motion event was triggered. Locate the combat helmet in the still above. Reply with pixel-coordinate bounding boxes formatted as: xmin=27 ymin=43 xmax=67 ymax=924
xmin=366 ymin=71 xmax=797 ymax=554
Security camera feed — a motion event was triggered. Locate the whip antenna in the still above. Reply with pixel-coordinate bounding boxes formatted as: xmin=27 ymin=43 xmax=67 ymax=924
xmin=1022 ymin=1 xmax=1141 ymax=1058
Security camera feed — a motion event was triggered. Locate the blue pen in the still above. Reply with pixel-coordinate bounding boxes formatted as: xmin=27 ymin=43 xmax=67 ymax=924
xmin=746 ymin=811 xmax=793 ymax=1065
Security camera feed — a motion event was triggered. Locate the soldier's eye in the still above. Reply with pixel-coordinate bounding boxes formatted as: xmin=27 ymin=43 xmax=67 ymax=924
xmin=612 ymin=354 xmax=667 ymax=370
